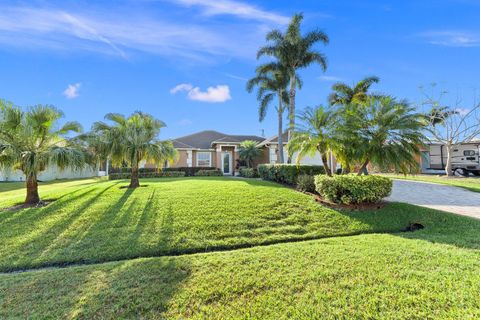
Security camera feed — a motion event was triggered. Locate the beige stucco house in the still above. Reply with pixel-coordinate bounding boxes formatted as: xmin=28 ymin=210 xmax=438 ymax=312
xmin=153 ymin=130 xmax=334 ymax=175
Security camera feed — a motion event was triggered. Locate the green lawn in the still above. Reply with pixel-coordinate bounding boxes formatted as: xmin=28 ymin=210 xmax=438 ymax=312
xmin=379 ymin=173 xmax=480 ymax=193
xmin=1 ymin=177 xmax=480 ymax=318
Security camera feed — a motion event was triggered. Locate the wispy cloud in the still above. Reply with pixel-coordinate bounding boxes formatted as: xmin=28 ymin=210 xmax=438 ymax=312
xmin=171 ymin=83 xmax=232 ymax=102
xmin=169 ymin=0 xmax=289 ymax=24
xmin=178 ymin=118 xmax=193 ymax=126
xmin=0 ymin=2 xmax=286 ymax=61
xmin=419 ymin=31 xmax=480 ymax=47
xmin=63 ymin=83 xmax=81 ymax=99
xmin=319 ymin=75 xmax=343 ymax=82
xmin=225 ymin=73 xmax=248 ymax=81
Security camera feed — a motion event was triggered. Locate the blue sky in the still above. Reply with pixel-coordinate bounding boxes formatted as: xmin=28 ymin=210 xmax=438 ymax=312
xmin=0 ymin=0 xmax=479 ymax=139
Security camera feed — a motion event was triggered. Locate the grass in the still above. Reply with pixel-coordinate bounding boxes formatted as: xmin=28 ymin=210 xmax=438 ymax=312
xmin=1 ymin=177 xmax=480 ymax=318
xmin=378 ymin=173 xmax=480 ymax=193
xmin=0 ymin=177 xmax=464 ymax=272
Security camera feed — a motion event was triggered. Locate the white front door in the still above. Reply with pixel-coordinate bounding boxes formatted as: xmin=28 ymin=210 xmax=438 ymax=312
xmin=221 ymin=151 xmax=232 ymax=175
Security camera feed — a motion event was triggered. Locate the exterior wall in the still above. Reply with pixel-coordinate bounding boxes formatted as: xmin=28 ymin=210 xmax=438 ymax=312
xmin=252 ymin=148 xmax=269 ymax=167
xmin=0 ymin=165 xmax=98 ymax=182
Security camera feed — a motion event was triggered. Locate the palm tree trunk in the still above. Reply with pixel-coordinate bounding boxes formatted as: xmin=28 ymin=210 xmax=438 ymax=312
xmin=287 ymin=75 xmax=296 ymax=164
xmin=321 ymin=153 xmax=332 ymax=177
xmin=129 ymin=163 xmax=140 ymax=188
xmin=277 ymin=96 xmax=285 ymax=164
xmin=25 ymin=174 xmax=40 ymax=205
xmin=357 ymin=159 xmax=370 ymax=176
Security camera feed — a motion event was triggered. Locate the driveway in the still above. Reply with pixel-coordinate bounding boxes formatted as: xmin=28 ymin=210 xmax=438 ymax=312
xmin=387 ymin=179 xmax=480 ymax=219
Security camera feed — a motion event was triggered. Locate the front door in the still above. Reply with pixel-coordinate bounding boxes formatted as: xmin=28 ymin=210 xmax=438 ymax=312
xmin=222 ymin=151 xmax=232 ymax=175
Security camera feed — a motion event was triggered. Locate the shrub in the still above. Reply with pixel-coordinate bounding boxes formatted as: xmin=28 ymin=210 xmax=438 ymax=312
xmin=109 ymin=171 xmax=185 ymax=180
xmin=314 ymin=174 xmax=392 ymax=204
xmin=109 ymin=167 xmax=217 ymax=177
xmin=195 ymin=169 xmax=223 ymax=176
xmin=257 ymin=164 xmax=325 ymax=185
xmin=239 ymin=168 xmax=258 ymax=178
xmin=296 ymin=174 xmax=316 ymax=193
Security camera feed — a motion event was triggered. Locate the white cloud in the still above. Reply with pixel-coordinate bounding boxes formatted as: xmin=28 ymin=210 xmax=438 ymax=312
xmin=319 ymin=75 xmax=343 ymax=82
xmin=0 ymin=3 xmax=286 ymax=61
xmin=169 ymin=0 xmax=289 ymax=24
xmin=178 ymin=118 xmax=193 ymax=126
xmin=455 ymin=107 xmax=470 ymax=116
xmin=419 ymin=31 xmax=480 ymax=47
xmin=170 ymin=83 xmax=194 ymax=94
xmin=171 ymin=83 xmax=232 ymax=103
xmin=63 ymin=83 xmax=81 ymax=99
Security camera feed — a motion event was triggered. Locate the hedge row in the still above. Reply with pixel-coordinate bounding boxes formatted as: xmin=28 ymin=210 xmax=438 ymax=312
xmin=195 ymin=169 xmax=223 ymax=176
xmin=109 ymin=171 xmax=186 ymax=180
xmin=109 ymin=167 xmax=217 ymax=177
xmin=314 ymin=174 xmax=392 ymax=204
xmin=257 ymin=164 xmax=325 ymax=185
xmin=239 ymin=168 xmax=258 ymax=178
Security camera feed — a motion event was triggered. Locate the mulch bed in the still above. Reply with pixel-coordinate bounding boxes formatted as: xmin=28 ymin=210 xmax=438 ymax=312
xmin=304 ymin=192 xmax=387 ymax=211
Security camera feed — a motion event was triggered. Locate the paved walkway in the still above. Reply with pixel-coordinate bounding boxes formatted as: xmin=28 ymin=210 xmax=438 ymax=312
xmin=387 ymin=179 xmax=480 ymax=219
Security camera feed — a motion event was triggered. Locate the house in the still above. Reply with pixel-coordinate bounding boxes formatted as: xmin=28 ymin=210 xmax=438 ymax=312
xmin=153 ymin=130 xmax=334 ymax=175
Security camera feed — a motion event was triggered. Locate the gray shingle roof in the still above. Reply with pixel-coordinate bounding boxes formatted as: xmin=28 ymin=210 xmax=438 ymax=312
xmin=172 ymin=130 xmax=265 ymax=149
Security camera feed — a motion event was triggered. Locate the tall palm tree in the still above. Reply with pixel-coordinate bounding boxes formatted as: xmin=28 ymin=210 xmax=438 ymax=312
xmin=328 ymin=76 xmax=380 ymax=106
xmin=257 ymin=13 xmax=329 ymax=138
xmin=287 ymin=106 xmax=338 ymax=176
xmin=0 ymin=101 xmax=90 ymax=205
xmin=350 ymin=96 xmax=426 ymax=175
xmin=238 ymin=140 xmax=262 ymax=168
xmin=92 ymin=112 xmax=177 ymax=188
xmin=246 ymin=65 xmax=292 ymax=163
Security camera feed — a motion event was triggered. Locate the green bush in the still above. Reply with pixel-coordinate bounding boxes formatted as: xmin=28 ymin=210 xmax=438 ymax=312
xmin=195 ymin=169 xmax=223 ymax=176
xmin=296 ymin=174 xmax=316 ymax=193
xmin=110 ymin=167 xmax=216 ymax=177
xmin=257 ymin=164 xmax=325 ymax=185
xmin=239 ymin=168 xmax=258 ymax=178
xmin=109 ymin=171 xmax=185 ymax=180
xmin=314 ymin=175 xmax=392 ymax=204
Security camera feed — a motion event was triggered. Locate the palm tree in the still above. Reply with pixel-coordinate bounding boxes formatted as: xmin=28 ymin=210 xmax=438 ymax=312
xmin=350 ymin=96 xmax=426 ymax=175
xmin=92 ymin=112 xmax=177 ymax=188
xmin=238 ymin=140 xmax=262 ymax=168
xmin=257 ymin=13 xmax=329 ymax=138
xmin=287 ymin=106 xmax=338 ymax=176
xmin=0 ymin=101 xmax=90 ymax=205
xmin=246 ymin=65 xmax=291 ymax=163
xmin=328 ymin=76 xmax=380 ymax=106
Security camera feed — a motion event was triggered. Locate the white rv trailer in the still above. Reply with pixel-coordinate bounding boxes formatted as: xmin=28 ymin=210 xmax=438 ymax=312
xmin=427 ymin=141 xmax=480 ymax=176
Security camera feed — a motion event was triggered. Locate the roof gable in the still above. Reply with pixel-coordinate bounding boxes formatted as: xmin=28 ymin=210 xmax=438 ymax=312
xmin=172 ymin=130 xmax=265 ymax=149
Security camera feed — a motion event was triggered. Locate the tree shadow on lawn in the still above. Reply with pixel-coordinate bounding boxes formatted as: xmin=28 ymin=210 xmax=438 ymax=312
xmin=140 ymin=176 xmax=286 ymax=188
xmin=337 ymin=201 xmax=480 ymax=251
xmin=1 ymin=256 xmax=191 ymax=319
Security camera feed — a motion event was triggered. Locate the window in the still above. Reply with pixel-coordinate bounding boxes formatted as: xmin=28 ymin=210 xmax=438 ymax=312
xmin=196 ymin=152 xmax=211 ymax=166
xmin=464 ymin=150 xmax=476 ymax=156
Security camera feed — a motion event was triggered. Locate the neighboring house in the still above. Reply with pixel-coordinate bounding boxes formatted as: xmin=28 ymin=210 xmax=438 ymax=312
xmin=0 ymin=165 xmax=101 ymax=182
xmin=147 ymin=130 xmax=334 ymax=175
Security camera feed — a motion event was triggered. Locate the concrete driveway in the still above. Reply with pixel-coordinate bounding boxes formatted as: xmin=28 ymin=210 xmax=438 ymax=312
xmin=387 ymin=179 xmax=480 ymax=219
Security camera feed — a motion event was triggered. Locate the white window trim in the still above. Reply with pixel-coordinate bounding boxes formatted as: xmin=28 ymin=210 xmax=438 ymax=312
xmin=196 ymin=152 xmax=212 ymax=167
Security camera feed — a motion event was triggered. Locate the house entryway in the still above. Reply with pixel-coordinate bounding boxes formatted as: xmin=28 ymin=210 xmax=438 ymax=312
xmin=221 ymin=151 xmax=232 ymax=175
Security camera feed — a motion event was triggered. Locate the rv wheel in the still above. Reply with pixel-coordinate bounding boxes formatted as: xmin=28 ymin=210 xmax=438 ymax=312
xmin=472 ymin=171 xmax=480 ymax=177
xmin=454 ymin=168 xmax=469 ymax=177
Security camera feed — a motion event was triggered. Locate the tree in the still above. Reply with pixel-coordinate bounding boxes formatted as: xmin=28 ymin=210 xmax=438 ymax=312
xmin=287 ymin=106 xmax=338 ymax=176
xmin=92 ymin=112 xmax=177 ymax=188
xmin=421 ymin=87 xmax=480 ymax=176
xmin=0 ymin=101 xmax=90 ymax=205
xmin=328 ymin=76 xmax=380 ymax=106
xmin=246 ymin=65 xmax=292 ymax=163
xmin=238 ymin=140 xmax=262 ymax=168
xmin=257 ymin=13 xmax=329 ymax=139
xmin=349 ymin=96 xmax=426 ymax=175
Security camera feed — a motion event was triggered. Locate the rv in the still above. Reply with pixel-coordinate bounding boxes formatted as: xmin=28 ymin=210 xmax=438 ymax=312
xmin=426 ymin=142 xmax=480 ymax=176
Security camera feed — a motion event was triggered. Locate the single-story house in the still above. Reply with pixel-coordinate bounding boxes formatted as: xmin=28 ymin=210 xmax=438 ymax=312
xmin=145 ymin=130 xmax=335 ymax=175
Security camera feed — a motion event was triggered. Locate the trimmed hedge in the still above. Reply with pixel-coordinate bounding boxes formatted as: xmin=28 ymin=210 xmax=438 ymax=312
xmin=296 ymin=174 xmax=316 ymax=193
xmin=257 ymin=164 xmax=325 ymax=185
xmin=109 ymin=171 xmax=185 ymax=180
xmin=239 ymin=168 xmax=258 ymax=178
xmin=314 ymin=174 xmax=392 ymax=204
xmin=195 ymin=169 xmax=223 ymax=176
xmin=109 ymin=167 xmax=217 ymax=177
